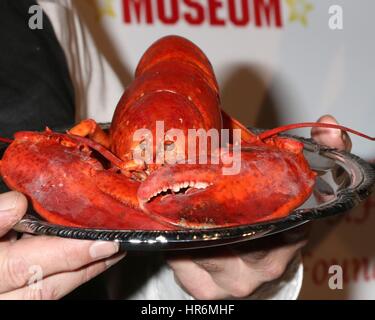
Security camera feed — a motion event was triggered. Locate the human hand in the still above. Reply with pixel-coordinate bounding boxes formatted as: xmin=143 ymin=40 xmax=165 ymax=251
xmin=167 ymin=114 xmax=352 ymax=300
xmin=311 ymin=114 xmax=352 ymax=152
xmin=0 ymin=191 xmax=125 ymax=300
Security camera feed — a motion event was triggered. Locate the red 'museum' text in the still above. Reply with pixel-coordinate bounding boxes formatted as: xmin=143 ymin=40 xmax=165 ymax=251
xmin=122 ymin=0 xmax=283 ymax=27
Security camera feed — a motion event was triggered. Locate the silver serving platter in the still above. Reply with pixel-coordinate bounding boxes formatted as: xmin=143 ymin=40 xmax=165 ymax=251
xmin=1 ymin=129 xmax=374 ymax=251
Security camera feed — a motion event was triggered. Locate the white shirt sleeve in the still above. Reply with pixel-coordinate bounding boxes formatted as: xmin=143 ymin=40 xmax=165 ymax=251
xmin=38 ymin=0 xmax=124 ymax=123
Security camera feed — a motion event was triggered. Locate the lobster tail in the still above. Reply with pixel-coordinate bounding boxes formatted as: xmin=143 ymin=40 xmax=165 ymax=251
xmin=135 ymin=35 xmax=219 ymax=93
xmin=110 ymin=36 xmax=223 ymax=161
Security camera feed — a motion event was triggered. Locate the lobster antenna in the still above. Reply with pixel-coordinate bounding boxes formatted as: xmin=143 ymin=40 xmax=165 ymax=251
xmin=258 ymin=123 xmax=375 ymax=141
xmin=68 ymin=134 xmax=141 ymax=172
xmin=0 ymin=137 xmax=13 ymax=144
xmin=68 ymin=134 xmax=126 ymax=168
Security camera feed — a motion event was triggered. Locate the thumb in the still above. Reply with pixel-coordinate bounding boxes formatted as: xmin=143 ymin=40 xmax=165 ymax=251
xmin=311 ymin=114 xmax=352 ymax=152
xmin=0 ymin=191 xmax=28 ymax=237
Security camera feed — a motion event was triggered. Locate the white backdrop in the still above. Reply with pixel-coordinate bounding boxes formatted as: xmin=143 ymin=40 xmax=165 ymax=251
xmin=85 ymin=0 xmax=375 ymax=299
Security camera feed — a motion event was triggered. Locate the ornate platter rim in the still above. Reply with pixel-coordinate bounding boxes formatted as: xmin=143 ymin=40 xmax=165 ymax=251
xmin=3 ymin=126 xmax=374 ymax=250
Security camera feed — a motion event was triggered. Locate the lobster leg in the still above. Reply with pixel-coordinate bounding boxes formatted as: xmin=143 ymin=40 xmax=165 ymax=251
xmin=69 ymin=119 xmax=111 ymax=148
xmin=135 ymin=35 xmax=219 ymax=94
xmin=221 ymin=110 xmax=258 ymax=145
xmin=67 ymin=122 xmax=147 ymax=178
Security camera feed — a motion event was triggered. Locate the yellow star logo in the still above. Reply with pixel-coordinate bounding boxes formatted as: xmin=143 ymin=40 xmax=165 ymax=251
xmin=286 ymin=0 xmax=314 ymax=27
xmin=97 ymin=0 xmax=116 ymax=19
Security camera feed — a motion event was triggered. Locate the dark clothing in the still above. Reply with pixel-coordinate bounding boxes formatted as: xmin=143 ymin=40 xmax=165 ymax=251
xmin=0 ymin=0 xmax=75 ymax=138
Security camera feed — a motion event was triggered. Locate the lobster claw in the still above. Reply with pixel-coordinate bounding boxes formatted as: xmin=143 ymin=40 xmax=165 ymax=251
xmin=137 ymin=139 xmax=316 ymax=229
xmin=0 ymin=131 xmax=174 ymax=230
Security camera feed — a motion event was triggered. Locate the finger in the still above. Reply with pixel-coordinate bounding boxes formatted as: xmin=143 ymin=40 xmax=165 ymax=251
xmin=0 ymin=230 xmax=18 ymax=250
xmin=0 ymin=237 xmax=121 ymax=293
xmin=0 ymin=231 xmax=21 ymax=256
xmin=0 ymin=232 xmax=34 ymax=250
xmin=0 ymin=192 xmax=28 ymax=237
xmin=311 ymin=115 xmax=352 ymax=151
xmin=0 ymin=253 xmax=126 ymax=300
xmin=167 ymin=257 xmax=228 ymax=300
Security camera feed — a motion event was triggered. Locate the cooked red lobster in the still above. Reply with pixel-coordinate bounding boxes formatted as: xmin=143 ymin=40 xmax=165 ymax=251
xmin=0 ymin=36 xmax=373 ymax=230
